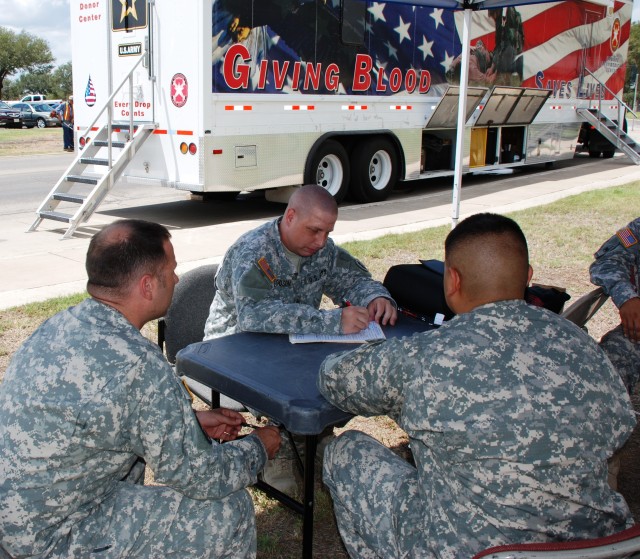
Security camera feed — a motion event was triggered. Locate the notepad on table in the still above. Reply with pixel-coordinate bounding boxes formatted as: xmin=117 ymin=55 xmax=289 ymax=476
xmin=289 ymin=321 xmax=386 ymax=344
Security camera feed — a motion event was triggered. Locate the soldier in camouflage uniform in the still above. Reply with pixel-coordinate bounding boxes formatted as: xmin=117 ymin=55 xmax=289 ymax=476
xmin=319 ymin=213 xmax=635 ymax=559
xmin=0 ymin=220 xmax=281 ymax=559
xmin=204 ymin=184 xmax=396 ymax=341
xmin=590 ymin=217 xmax=640 ymax=393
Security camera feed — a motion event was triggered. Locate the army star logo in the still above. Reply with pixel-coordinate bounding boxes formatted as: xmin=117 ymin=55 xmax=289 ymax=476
xmin=119 ymin=0 xmax=138 ymax=23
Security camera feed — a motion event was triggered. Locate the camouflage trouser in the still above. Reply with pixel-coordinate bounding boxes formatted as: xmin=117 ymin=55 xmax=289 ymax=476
xmin=600 ymin=324 xmax=640 ymax=393
xmin=323 ymin=430 xmax=428 ymax=559
xmin=45 ymin=470 xmax=256 ymax=558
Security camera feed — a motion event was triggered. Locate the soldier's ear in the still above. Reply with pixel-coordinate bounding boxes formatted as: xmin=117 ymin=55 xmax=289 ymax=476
xmin=139 ymin=274 xmax=154 ymax=301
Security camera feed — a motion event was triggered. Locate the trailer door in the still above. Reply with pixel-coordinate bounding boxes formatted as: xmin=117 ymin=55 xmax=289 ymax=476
xmin=109 ymin=0 xmax=155 ymax=123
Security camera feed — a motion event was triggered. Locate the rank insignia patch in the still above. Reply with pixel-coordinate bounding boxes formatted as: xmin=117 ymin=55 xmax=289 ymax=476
xmin=257 ymin=257 xmax=277 ymax=283
xmin=617 ymin=227 xmax=638 ymax=249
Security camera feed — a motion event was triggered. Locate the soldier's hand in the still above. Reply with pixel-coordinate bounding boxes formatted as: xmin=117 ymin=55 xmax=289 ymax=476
xmin=255 ymin=426 xmax=281 ymax=459
xmin=341 ymin=305 xmax=370 ymax=333
xmin=367 ymin=297 xmax=397 ymax=326
xmin=196 ymin=409 xmax=243 ymax=441
xmin=619 ymin=297 xmax=640 ymax=343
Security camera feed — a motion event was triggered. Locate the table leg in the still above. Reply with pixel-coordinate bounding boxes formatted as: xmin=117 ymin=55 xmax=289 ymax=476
xmin=302 ymin=434 xmax=318 ymax=559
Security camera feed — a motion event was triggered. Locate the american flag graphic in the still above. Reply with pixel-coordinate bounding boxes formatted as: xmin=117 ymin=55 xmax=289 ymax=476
xmin=617 ymin=227 xmax=638 ymax=248
xmin=211 ymin=0 xmax=630 ymax=98
xmin=466 ymin=1 xmax=630 ymax=99
xmin=84 ymin=75 xmax=97 ymax=107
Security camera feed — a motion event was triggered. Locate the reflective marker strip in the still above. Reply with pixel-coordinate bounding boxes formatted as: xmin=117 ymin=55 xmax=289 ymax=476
xmin=341 ymin=105 xmax=368 ymax=111
xmin=549 ymin=106 xmax=562 ymax=109
xmin=390 ymin=105 xmax=412 ymax=110
xmin=284 ymin=105 xmax=315 ymax=111
xmin=224 ymin=105 xmax=252 ymax=111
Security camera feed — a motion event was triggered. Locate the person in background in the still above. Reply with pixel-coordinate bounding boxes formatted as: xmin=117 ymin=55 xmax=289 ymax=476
xmin=52 ymin=95 xmax=74 ymax=151
xmin=590 ymin=217 xmax=640 ymax=393
xmin=0 ymin=219 xmax=280 ymax=559
xmin=203 ymin=184 xmax=397 ymax=495
xmin=319 ymin=212 xmax=635 ymax=559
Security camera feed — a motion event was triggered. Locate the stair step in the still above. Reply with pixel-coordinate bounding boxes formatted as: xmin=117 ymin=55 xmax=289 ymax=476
xmin=80 ymin=157 xmax=110 ymax=166
xmin=53 ymin=193 xmax=86 ymax=204
xmin=39 ymin=210 xmax=72 ymax=223
xmin=94 ymin=140 xmax=126 ymax=148
xmin=66 ymin=175 xmax=99 ymax=185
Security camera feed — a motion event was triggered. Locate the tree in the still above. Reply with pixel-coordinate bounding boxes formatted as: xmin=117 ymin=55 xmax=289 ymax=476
xmin=625 ymin=23 xmax=640 ymax=111
xmin=51 ymin=63 xmax=73 ymax=99
xmin=0 ymin=26 xmax=54 ymax=100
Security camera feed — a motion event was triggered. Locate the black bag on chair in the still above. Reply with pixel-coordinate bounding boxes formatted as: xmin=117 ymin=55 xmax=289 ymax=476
xmin=383 ymin=260 xmax=455 ymax=322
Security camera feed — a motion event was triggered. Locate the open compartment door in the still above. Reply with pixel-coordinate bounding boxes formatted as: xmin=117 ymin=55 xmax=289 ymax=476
xmin=475 ymin=87 xmax=552 ymax=127
xmin=425 ymin=86 xmax=487 ymax=129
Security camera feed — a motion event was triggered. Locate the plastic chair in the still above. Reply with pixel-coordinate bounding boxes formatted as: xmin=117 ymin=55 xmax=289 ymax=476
xmin=561 ymin=286 xmax=609 ymax=329
xmin=471 ymin=523 xmax=640 ymax=558
xmin=157 ymin=263 xmax=243 ymax=410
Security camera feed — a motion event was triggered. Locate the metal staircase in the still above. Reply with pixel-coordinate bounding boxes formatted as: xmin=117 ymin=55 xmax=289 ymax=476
xmin=576 ymin=107 xmax=640 ymax=165
xmin=28 ymin=56 xmax=156 ymax=239
xmin=576 ymin=68 xmax=640 ymax=166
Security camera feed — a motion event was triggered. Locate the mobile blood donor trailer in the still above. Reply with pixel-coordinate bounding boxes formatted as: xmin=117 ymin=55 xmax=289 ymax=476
xmin=31 ymin=0 xmax=636 ymax=238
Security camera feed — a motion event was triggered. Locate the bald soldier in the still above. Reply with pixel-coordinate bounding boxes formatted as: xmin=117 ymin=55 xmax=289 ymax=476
xmin=0 ymin=220 xmax=281 ymax=559
xmin=319 ymin=213 xmax=636 ymax=559
xmin=204 ymin=184 xmax=396 ymax=340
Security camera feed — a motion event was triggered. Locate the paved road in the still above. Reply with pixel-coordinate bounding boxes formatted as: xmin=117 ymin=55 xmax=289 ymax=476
xmin=1 ymin=150 xmax=640 ymax=310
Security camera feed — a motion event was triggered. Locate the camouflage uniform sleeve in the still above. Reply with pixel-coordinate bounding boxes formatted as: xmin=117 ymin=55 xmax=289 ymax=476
xmin=322 ymin=246 xmax=396 ymax=308
xmin=318 ymin=336 xmax=415 ymax=419
xmin=589 ymin=218 xmax=640 ymax=309
xmin=130 ymin=349 xmax=267 ymax=500
xmin=235 ymin=261 xmax=344 ymax=335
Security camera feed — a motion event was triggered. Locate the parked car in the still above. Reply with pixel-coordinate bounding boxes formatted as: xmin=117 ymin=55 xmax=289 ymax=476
xmin=0 ymin=101 xmax=23 ymax=128
xmin=10 ymin=102 xmax=59 ymax=128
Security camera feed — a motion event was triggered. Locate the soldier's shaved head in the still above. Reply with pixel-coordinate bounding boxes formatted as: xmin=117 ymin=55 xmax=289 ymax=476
xmin=287 ymin=184 xmax=338 ymax=219
xmin=279 ymin=185 xmax=338 ymax=257
xmin=444 ymin=213 xmax=530 ymax=310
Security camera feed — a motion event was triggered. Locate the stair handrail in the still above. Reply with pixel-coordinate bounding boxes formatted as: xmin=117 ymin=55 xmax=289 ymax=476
xmin=583 ymin=68 xmax=638 ymax=132
xmin=78 ymin=54 xmax=152 ymax=170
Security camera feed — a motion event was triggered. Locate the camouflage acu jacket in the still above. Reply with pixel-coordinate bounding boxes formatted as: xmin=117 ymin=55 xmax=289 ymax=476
xmin=590 ymin=217 xmax=640 ymax=309
xmin=319 ymin=299 xmax=636 ymax=556
xmin=0 ymin=299 xmax=267 ymax=557
xmin=204 ymin=218 xmax=393 ymax=339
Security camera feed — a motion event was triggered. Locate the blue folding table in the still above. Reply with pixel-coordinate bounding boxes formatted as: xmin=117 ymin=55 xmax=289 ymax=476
xmin=175 ymin=314 xmax=432 ymax=558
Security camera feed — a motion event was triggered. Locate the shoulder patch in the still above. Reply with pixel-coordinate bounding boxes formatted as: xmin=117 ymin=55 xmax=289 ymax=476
xmin=616 ymin=227 xmax=638 ymax=249
xmin=256 ymin=257 xmax=277 ymax=283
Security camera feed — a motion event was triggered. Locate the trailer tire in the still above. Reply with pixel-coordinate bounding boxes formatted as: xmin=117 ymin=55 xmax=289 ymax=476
xmin=304 ymin=140 xmax=349 ymax=203
xmin=350 ymin=137 xmax=398 ymax=203
xmin=588 ymin=150 xmax=601 ymax=158
xmin=602 ymin=150 xmax=615 ymax=159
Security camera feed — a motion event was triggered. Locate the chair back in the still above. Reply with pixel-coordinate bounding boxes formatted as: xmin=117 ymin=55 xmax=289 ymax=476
xmin=560 ymin=286 xmax=609 ymax=328
xmin=160 ymin=264 xmax=218 ymax=363
xmin=471 ymin=523 xmax=640 ymax=558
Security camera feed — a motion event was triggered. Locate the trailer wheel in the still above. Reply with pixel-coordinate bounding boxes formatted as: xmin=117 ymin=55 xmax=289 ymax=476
xmin=304 ymin=140 xmax=349 ymax=203
xmin=350 ymin=137 xmax=398 ymax=203
xmin=602 ymin=150 xmax=615 ymax=159
xmin=588 ymin=150 xmax=601 ymax=158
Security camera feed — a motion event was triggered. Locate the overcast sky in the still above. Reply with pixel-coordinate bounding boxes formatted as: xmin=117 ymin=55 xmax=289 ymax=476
xmin=0 ymin=0 xmax=639 ymax=69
